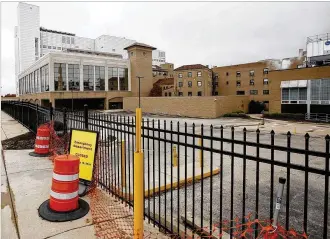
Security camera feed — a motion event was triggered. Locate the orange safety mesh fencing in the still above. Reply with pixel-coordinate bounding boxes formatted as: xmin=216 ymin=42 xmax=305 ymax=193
xmin=41 ymin=122 xmax=307 ymax=239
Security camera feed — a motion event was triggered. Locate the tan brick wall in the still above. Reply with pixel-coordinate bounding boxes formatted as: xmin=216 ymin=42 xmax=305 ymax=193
xmin=174 ymin=68 xmax=213 ymax=96
xmin=124 ymin=95 xmax=249 ymax=118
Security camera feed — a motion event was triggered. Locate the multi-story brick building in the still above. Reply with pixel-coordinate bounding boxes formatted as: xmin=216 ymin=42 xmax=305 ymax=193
xmin=152 ymin=63 xmax=174 ymax=84
xmin=173 ymin=64 xmax=213 ymax=97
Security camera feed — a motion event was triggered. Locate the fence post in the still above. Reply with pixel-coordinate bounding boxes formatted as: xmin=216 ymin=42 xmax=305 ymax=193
xmin=84 ymin=104 xmax=88 ymax=130
xmin=63 ymin=107 xmax=67 ymax=133
xmin=49 ymin=102 xmax=53 ymax=122
xmin=36 ymin=103 xmax=39 ymax=128
xmin=121 ymin=140 xmax=126 ymax=189
xmin=198 ymin=138 xmax=203 ymax=168
xmin=134 ymin=107 xmax=143 ymax=239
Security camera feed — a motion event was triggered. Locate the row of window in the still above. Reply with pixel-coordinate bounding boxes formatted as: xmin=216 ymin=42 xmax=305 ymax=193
xmin=236 ymin=78 xmax=269 ymax=86
xmin=236 ymin=90 xmax=270 ymax=95
xmin=42 ymin=45 xmax=62 ymax=50
xmin=178 ymin=71 xmax=202 ymax=78
xmin=153 ymin=72 xmax=173 ymax=77
xmin=153 ymin=59 xmax=166 ymax=63
xmin=19 ymin=64 xmax=129 ymax=95
xmin=214 ymin=68 xmax=269 ymax=79
xmin=62 ymin=36 xmax=75 ymax=45
xmin=178 ymin=81 xmax=203 ymax=87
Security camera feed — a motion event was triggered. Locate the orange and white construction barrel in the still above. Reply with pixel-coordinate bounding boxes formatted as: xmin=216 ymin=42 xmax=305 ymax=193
xmin=29 ymin=125 xmax=51 ymax=157
xmin=38 ymin=154 xmax=90 ymax=222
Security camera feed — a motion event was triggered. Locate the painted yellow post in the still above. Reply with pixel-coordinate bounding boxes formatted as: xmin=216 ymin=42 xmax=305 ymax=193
xmin=121 ymin=140 xmax=126 ymax=189
xmin=199 ymin=138 xmax=203 ymax=168
xmin=134 ymin=108 xmax=144 ymax=239
xmin=172 ymin=145 xmax=178 ymax=167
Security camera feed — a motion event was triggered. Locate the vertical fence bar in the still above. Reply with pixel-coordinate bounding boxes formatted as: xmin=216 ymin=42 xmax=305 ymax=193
xmin=110 ymin=114 xmax=114 ymax=193
xmin=255 ymin=129 xmax=260 ymax=238
xmin=230 ymin=126 xmax=234 ymax=239
xmin=158 ymin=119 xmax=161 ymax=228
xmin=210 ymin=125 xmax=213 ymax=235
xmin=177 ymin=121 xmax=180 ymax=234
xmin=147 ymin=118 xmax=150 ymax=222
xmin=184 ymin=122 xmax=188 ymax=234
xmin=142 ymin=117 xmax=145 ymax=219
xmin=270 ymin=130 xmax=275 ymax=219
xmin=220 ymin=126 xmax=223 ymax=234
xmin=200 ymin=124 xmax=204 ymax=231
xmin=303 ymin=133 xmax=310 ymax=233
xmin=107 ymin=114 xmax=110 ymax=193
xmin=49 ymin=102 xmax=53 ymax=122
xmin=285 ymin=131 xmax=291 ymax=231
xmin=324 ymin=135 xmax=329 ymax=238
xmin=128 ymin=116 xmax=131 ymax=205
xmin=242 ymin=128 xmax=247 ymax=227
xmin=164 ymin=120 xmax=167 ymax=231
xmin=84 ymin=104 xmax=88 ymax=130
xmin=192 ymin=123 xmax=196 ymax=238
xmin=36 ymin=104 xmax=39 ymax=130
xmin=152 ymin=119 xmax=155 ymax=226
xmin=170 ymin=121 xmax=173 ymax=233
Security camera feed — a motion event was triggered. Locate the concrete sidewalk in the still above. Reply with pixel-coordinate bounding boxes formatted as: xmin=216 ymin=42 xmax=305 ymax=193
xmin=1 ymin=112 xmax=169 ymax=239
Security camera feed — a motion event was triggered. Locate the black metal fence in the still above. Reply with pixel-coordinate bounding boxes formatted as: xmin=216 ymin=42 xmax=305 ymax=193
xmin=2 ymin=101 xmax=329 ymax=238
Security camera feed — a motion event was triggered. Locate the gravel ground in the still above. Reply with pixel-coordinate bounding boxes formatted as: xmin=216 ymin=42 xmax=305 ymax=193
xmin=1 ymin=132 xmax=35 ymax=150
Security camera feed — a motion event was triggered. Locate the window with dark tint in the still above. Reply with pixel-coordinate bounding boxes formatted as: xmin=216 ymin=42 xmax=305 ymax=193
xmin=44 ymin=64 xmax=49 ymax=91
xmin=226 ymin=81 xmax=229 ymax=85
xmin=263 ymin=90 xmax=269 ymax=95
xmin=188 ymin=92 xmax=192 ymax=96
xmin=179 ymin=92 xmax=183 ymax=96
xmin=263 ymin=78 xmax=269 ymax=85
xmin=249 ymin=70 xmax=254 ymax=76
xmin=214 ymin=91 xmax=218 ymax=95
xmin=188 ymin=72 xmax=192 ymax=77
xmin=83 ymin=65 xmax=94 ymax=90
xmin=250 ymin=90 xmax=258 ymax=95
xmin=226 ymin=72 xmax=229 ymax=76
xmin=236 ymin=81 xmax=241 ymax=87
xmin=178 ymin=82 xmax=183 ymax=87
xmin=263 ymin=68 xmax=269 ymax=74
xmin=108 ymin=68 xmax=118 ymax=91
xmin=198 ymin=91 xmax=202 ymax=96
xmin=236 ymin=91 xmax=245 ymax=95
xmin=188 ymin=81 xmax=192 ymax=87
xmin=119 ymin=68 xmax=128 ymax=91
xmin=250 ymin=79 xmax=255 ymax=85
xmin=95 ymin=66 xmax=105 ymax=90
xmin=236 ymin=71 xmax=241 ymax=77
xmin=54 ymin=63 xmax=66 ymax=91
xmin=169 ymin=92 xmax=172 ymax=97
xmin=165 ymin=92 xmax=167 ymax=96
xmin=68 ymin=64 xmax=80 ymax=91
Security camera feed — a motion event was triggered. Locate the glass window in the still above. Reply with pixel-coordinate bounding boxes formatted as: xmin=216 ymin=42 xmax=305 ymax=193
xmin=299 ymin=88 xmax=307 ymax=100
xmin=119 ymin=68 xmax=128 ymax=91
xmin=165 ymin=92 xmax=167 ymax=96
xmin=263 ymin=78 xmax=269 ymax=85
xmin=169 ymin=92 xmax=172 ymax=97
xmin=197 ymin=71 xmax=202 ymax=77
xmin=108 ymin=67 xmax=118 ymax=91
xmin=54 ymin=63 xmax=67 ymax=91
xmin=263 ymin=90 xmax=269 ymax=95
xmin=311 ymin=80 xmax=320 ymax=100
xmin=250 ymin=79 xmax=255 ymax=85
xmin=178 ymin=92 xmax=183 ymax=96
xmin=48 ymin=46 xmax=51 ymax=49
xmin=95 ymin=66 xmax=105 ymax=90
xmin=71 ymin=37 xmax=75 ymax=44
xmin=45 ymin=64 xmax=49 ymax=91
xmin=250 ymin=70 xmax=254 ymax=76
xmin=41 ymin=66 xmax=45 ymax=92
xmin=66 ymin=37 xmax=70 ymax=44
xmin=198 ymin=91 xmax=202 ymax=96
xmin=263 ymin=68 xmax=269 ymax=74
xmin=62 ymin=36 xmax=65 ymax=43
xmin=188 ymin=92 xmax=192 ymax=96
xmin=43 ymin=45 xmax=47 ymax=48
xmin=57 ymin=47 xmax=61 ymax=50
xmin=68 ymin=64 xmax=80 ymax=91
xmin=188 ymin=72 xmax=192 ymax=77
xmin=188 ymin=81 xmax=192 ymax=87
xmin=282 ymin=88 xmax=289 ymax=100
xmin=236 ymin=91 xmax=245 ymax=95
xmin=290 ymin=88 xmax=298 ymax=100
xmin=83 ymin=65 xmax=94 ymax=91
xmin=178 ymin=82 xmax=183 ymax=87
xmin=178 ymin=73 xmax=183 ymax=78
xmin=250 ymin=90 xmax=258 ymax=95
xmin=197 ymin=81 xmax=202 ymax=87
xmin=214 ymin=91 xmax=218 ymax=95
xmin=236 ymin=71 xmax=241 ymax=77
xmin=320 ymin=79 xmax=330 ymax=100
xmin=236 ymin=81 xmax=241 ymax=86
xmin=35 ymin=69 xmax=39 ymax=93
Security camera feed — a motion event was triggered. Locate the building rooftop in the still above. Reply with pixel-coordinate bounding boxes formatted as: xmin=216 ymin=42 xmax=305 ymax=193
xmin=124 ymin=42 xmax=156 ymax=50
xmin=152 ymin=65 xmax=168 ymax=72
xmin=40 ymin=27 xmax=75 ymax=36
xmin=64 ymin=48 xmax=123 ymax=58
xmin=174 ymin=64 xmax=209 ymax=71
xmin=154 ymin=78 xmax=174 ymax=85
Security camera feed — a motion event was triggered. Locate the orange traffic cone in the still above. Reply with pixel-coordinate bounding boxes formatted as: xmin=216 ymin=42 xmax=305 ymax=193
xmin=29 ymin=125 xmax=50 ymax=157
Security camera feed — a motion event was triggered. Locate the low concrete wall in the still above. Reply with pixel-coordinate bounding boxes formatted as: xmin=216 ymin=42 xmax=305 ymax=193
xmin=123 ymin=96 xmax=249 ymax=118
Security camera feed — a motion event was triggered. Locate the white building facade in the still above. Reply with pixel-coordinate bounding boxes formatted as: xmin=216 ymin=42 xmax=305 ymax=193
xmin=15 ymin=2 xmax=166 ymax=95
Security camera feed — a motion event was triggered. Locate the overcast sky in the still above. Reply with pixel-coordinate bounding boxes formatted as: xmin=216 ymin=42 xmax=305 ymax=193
xmin=1 ymin=1 xmax=330 ymax=95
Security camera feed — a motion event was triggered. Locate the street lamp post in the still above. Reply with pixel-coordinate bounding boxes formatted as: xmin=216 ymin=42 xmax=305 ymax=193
xmin=136 ymin=76 xmax=144 ymax=108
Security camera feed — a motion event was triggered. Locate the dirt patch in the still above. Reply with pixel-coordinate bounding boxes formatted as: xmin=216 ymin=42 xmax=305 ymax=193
xmin=1 ymin=132 xmax=35 ymax=150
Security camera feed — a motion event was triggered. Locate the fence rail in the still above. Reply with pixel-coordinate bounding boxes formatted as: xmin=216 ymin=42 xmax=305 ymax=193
xmin=305 ymin=113 xmax=330 ymax=123
xmin=2 ymin=101 xmax=329 ymax=238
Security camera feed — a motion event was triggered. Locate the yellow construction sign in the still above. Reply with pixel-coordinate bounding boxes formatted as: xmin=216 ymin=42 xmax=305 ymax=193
xmin=69 ymin=129 xmax=98 ymax=182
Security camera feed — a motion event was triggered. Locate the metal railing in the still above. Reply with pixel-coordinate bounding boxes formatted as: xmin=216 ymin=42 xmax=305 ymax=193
xmin=305 ymin=113 xmax=330 ymax=123
xmin=2 ymin=101 xmax=330 ymax=238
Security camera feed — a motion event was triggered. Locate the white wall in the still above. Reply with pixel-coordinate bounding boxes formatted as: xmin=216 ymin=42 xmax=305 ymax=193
xmin=307 ymin=40 xmax=330 ymax=57
xmin=152 ymin=49 xmax=166 ymax=66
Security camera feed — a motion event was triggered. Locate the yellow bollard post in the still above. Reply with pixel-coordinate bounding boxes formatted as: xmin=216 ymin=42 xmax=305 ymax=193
xmin=199 ymin=138 xmax=203 ymax=168
xmin=172 ymin=145 xmax=178 ymax=167
xmin=121 ymin=140 xmax=126 ymax=189
xmin=134 ymin=108 xmax=144 ymax=239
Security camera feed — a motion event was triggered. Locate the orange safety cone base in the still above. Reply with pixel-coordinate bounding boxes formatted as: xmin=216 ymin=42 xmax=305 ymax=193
xmin=38 ymin=198 xmax=89 ymax=222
